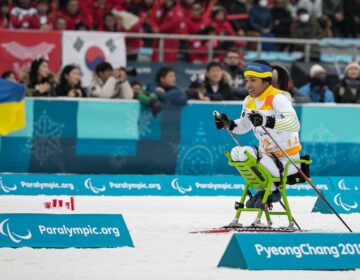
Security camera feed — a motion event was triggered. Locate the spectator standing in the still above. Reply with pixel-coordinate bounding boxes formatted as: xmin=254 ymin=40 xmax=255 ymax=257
xmin=36 ymin=0 xmax=54 ymax=30
xmin=291 ymin=8 xmax=324 ymax=61
xmin=98 ymin=12 xmax=117 ymax=31
xmin=0 ymin=0 xmax=10 ymax=29
xmin=185 ymin=1 xmax=213 ymax=35
xmin=224 ymin=0 xmax=249 ymax=36
xmin=150 ymin=0 xmax=187 ymax=62
xmin=55 ymin=65 xmax=85 ymax=98
xmin=297 ymin=0 xmax=322 ymax=17
xmin=146 ymin=67 xmax=187 ymax=106
xmin=204 ymin=62 xmax=232 ymax=101
xmin=271 ymin=0 xmax=293 ymax=51
xmin=299 ymin=64 xmax=334 ymax=102
xmin=88 ymin=62 xmax=134 ymax=99
xmin=10 ymin=0 xmax=40 ymax=29
xmin=322 ymin=0 xmax=343 ymax=37
xmin=342 ymin=0 xmax=360 ymax=38
xmin=28 ymin=58 xmax=56 ymax=97
xmin=223 ymin=48 xmax=247 ymax=100
xmin=57 ymin=0 xmax=92 ymax=30
xmin=334 ymin=62 xmax=360 ymax=103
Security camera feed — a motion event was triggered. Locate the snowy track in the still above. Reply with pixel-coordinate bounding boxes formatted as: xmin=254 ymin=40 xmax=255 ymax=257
xmin=0 ymin=196 xmax=359 ymax=280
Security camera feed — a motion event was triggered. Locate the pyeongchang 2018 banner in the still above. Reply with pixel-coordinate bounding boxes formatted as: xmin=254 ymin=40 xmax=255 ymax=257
xmin=62 ymin=31 xmax=126 ymax=87
xmin=0 ymin=30 xmax=62 ymax=77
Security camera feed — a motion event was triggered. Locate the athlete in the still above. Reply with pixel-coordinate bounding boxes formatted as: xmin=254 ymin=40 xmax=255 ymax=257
xmin=214 ymin=60 xmax=302 ymax=226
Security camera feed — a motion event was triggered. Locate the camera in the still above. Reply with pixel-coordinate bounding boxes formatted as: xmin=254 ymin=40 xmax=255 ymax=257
xmin=120 ymin=67 xmax=137 ymax=77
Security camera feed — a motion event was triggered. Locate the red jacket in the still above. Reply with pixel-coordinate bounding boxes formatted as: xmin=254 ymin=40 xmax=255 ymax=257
xmin=10 ymin=6 xmax=40 ymax=29
xmin=150 ymin=0 xmax=187 ymax=62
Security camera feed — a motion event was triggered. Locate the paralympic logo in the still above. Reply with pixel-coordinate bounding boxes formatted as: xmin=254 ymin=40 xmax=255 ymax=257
xmin=84 ymin=178 xmax=106 ymax=194
xmin=171 ymin=178 xmax=192 ymax=194
xmin=333 ymin=193 xmax=358 ymax=212
xmin=0 ymin=177 xmax=17 ymax=193
xmin=338 ymin=179 xmax=359 ymax=191
xmin=0 ymin=219 xmax=32 ymax=243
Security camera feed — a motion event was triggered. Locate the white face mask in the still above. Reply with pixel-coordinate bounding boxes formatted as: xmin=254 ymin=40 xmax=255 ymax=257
xmin=259 ymin=0 xmax=268 ymax=7
xmin=299 ymin=13 xmax=310 ymax=23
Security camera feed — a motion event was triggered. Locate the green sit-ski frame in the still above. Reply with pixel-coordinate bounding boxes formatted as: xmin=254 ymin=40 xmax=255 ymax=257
xmin=225 ymin=151 xmax=312 ymax=226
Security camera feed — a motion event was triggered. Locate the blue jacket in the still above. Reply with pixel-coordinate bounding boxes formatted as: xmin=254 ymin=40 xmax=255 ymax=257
xmin=146 ymin=81 xmax=187 ymax=106
xmin=299 ymin=83 xmax=334 ymax=102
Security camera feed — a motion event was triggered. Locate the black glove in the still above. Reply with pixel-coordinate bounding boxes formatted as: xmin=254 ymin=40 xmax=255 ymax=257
xmin=214 ymin=113 xmax=236 ymax=130
xmin=248 ymin=111 xmax=275 ymax=129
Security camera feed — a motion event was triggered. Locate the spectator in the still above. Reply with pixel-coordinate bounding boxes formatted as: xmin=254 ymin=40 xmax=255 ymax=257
xmin=291 ymin=7 xmax=324 ymax=61
xmin=28 ymin=58 xmax=56 ymax=97
xmin=36 ymin=0 xmax=54 ymax=30
xmin=334 ymin=62 xmax=360 ymax=103
xmin=224 ymin=0 xmax=249 ymax=36
xmin=53 ymin=16 xmax=67 ymax=30
xmin=57 ymin=0 xmax=92 ymax=30
xmin=1 ymin=71 xmax=17 ymax=83
xmin=247 ymin=0 xmax=274 ymax=51
xmin=186 ymin=73 xmax=210 ymax=101
xmin=10 ymin=0 xmax=40 ymax=29
xmin=204 ymin=61 xmax=232 ymax=101
xmin=223 ymin=48 xmax=247 ymax=100
xmin=55 ymin=65 xmax=85 ymax=98
xmin=248 ymin=0 xmax=273 ymax=34
xmin=289 ymin=0 xmax=301 ymax=18
xmin=185 ymin=1 xmax=214 ymax=35
xmin=271 ymin=65 xmax=311 ymax=103
xmin=88 ymin=61 xmax=134 ymax=99
xmin=297 ymin=0 xmax=322 ymax=18
xmin=322 ymin=0 xmax=343 ymax=37
xmin=271 ymin=0 xmax=293 ymax=51
xmin=112 ymin=10 xmax=144 ymax=61
xmin=150 ymin=0 xmax=187 ymax=62
xmin=0 ymin=0 xmax=10 ymax=29
xmin=92 ymin=0 xmax=109 ymax=30
xmin=131 ymin=81 xmax=162 ymax=116
xmin=146 ymin=67 xmax=187 ymax=106
xmin=342 ymin=0 xmax=360 ymax=38
xmin=98 ymin=12 xmax=117 ymax=31
xmin=188 ymin=25 xmax=218 ymax=64
xmin=299 ymin=64 xmax=334 ymax=102
xmin=317 ymin=15 xmax=333 ymax=37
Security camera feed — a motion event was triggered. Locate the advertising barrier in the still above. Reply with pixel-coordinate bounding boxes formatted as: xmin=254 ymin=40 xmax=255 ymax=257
xmin=0 ymin=173 xmax=335 ymax=196
xmin=0 ymin=213 xmax=133 ymax=248
xmin=312 ymin=190 xmax=360 ymax=214
xmin=218 ymin=233 xmax=360 ymax=270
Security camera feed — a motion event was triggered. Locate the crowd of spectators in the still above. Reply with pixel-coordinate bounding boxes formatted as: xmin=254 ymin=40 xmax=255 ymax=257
xmin=1 ymin=0 xmax=360 ymax=62
xmin=2 ymin=52 xmax=360 ymax=109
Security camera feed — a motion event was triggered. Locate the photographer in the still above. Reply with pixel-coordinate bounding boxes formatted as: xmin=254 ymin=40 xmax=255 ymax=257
xmin=55 ymin=64 xmax=85 ymax=98
xmin=299 ymin=64 xmax=334 ymax=102
xmin=28 ymin=58 xmax=56 ymax=97
xmin=87 ymin=61 xmax=134 ymax=99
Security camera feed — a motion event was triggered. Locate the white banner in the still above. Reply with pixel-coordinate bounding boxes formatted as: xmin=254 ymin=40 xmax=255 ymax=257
xmin=62 ymin=31 xmax=126 ymax=87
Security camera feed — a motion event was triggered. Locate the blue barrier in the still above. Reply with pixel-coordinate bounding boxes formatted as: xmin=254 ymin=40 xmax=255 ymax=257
xmin=1 ymin=100 xmax=360 ymax=176
xmin=0 ymin=213 xmax=133 ymax=248
xmin=218 ymin=233 xmax=360 ymax=270
xmin=0 ymin=173 xmax=336 ymax=196
xmin=312 ymin=190 xmax=360 ymax=214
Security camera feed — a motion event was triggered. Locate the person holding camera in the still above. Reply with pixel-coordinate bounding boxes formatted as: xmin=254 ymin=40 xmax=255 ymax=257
xmin=55 ymin=64 xmax=85 ymax=98
xmin=299 ymin=64 xmax=334 ymax=102
xmin=87 ymin=61 xmax=134 ymax=99
xmin=28 ymin=58 xmax=56 ymax=97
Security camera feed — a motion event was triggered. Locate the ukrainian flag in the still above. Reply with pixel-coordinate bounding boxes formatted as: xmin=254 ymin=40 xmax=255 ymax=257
xmin=0 ymin=78 xmax=26 ymax=136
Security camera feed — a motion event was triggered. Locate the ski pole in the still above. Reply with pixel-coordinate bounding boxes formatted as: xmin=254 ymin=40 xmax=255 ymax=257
xmin=214 ymin=111 xmax=302 ymax=229
xmin=261 ymin=126 xmax=353 ymax=233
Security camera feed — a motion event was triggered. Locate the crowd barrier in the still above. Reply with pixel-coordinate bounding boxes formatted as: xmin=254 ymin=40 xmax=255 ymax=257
xmin=1 ymin=99 xmax=360 ymax=176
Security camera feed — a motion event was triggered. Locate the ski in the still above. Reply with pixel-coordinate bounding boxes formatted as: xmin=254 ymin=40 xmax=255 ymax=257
xmin=190 ymin=226 xmax=308 ymax=234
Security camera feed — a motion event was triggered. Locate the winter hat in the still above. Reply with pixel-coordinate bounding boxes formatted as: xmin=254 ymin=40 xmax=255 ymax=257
xmin=345 ymin=62 xmax=360 ymax=74
xmin=310 ymin=64 xmax=326 ymax=78
xmin=244 ymin=61 xmax=273 ymax=78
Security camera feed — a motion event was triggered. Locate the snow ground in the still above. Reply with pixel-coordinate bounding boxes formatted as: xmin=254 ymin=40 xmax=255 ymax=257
xmin=0 ymin=195 xmax=359 ymax=280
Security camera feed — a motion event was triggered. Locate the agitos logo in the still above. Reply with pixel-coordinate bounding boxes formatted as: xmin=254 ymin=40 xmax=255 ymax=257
xmin=334 ymin=193 xmax=358 ymax=212
xmin=84 ymin=178 xmax=106 ymax=194
xmin=171 ymin=178 xmax=192 ymax=194
xmin=0 ymin=219 xmax=32 ymax=243
xmin=0 ymin=177 xmax=17 ymax=193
